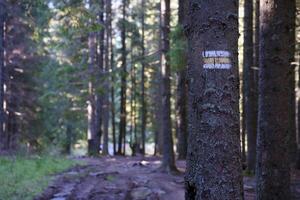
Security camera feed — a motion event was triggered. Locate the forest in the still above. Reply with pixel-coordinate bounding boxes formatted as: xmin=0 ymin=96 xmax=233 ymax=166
xmin=0 ymin=0 xmax=299 ymax=199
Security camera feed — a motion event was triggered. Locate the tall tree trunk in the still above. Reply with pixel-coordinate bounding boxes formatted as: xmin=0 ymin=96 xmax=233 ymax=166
xmin=102 ymin=0 xmax=110 ymax=156
xmin=0 ymin=0 xmax=5 ymax=150
xmin=256 ymin=0 xmax=295 ymax=198
xmin=288 ymin=1 xmax=297 ymax=165
xmin=159 ymin=0 xmax=177 ymax=172
xmin=185 ymin=0 xmax=243 ymax=199
xmin=154 ymin=3 xmax=164 ymax=156
xmin=176 ymin=0 xmax=188 ymax=160
xmin=110 ymin=28 xmax=116 ymax=156
xmin=87 ymin=0 xmax=100 ymax=156
xmin=140 ymin=0 xmax=146 ymax=155
xmin=243 ymin=0 xmax=257 ymax=173
xmin=118 ymin=0 xmax=127 ymax=155
xmin=87 ymin=32 xmax=99 ymax=156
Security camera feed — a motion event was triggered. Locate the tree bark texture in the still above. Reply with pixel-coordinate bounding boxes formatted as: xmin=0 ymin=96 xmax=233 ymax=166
xmin=185 ymin=0 xmax=243 ymax=199
xmin=256 ymin=0 xmax=295 ymax=199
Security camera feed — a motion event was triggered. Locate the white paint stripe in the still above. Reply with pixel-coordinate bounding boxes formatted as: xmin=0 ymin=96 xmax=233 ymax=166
xmin=202 ymin=51 xmax=231 ymax=58
xmin=203 ymin=63 xmax=232 ymax=69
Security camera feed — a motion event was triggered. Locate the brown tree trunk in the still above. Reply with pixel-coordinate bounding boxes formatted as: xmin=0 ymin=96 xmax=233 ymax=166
xmin=176 ymin=0 xmax=188 ymax=160
xmin=102 ymin=0 xmax=111 ymax=156
xmin=185 ymin=0 xmax=243 ymax=199
xmin=0 ymin=0 xmax=5 ymax=150
xmin=256 ymin=0 xmax=295 ymax=198
xmin=118 ymin=0 xmax=127 ymax=155
xmin=159 ymin=0 xmax=177 ymax=173
xmin=140 ymin=0 xmax=146 ymax=155
xmin=243 ymin=0 xmax=257 ymax=173
xmin=87 ymin=0 xmax=100 ymax=156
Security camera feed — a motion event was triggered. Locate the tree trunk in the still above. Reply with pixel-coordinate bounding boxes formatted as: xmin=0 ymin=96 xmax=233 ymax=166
xmin=0 ymin=0 xmax=5 ymax=150
xmin=176 ymin=0 xmax=188 ymax=160
xmin=110 ymin=28 xmax=116 ymax=156
xmin=287 ymin=1 xmax=297 ymax=165
xmin=159 ymin=0 xmax=177 ymax=173
xmin=243 ymin=0 xmax=257 ymax=173
xmin=102 ymin=0 xmax=110 ymax=156
xmin=87 ymin=0 xmax=100 ymax=156
xmin=256 ymin=0 xmax=295 ymax=198
xmin=140 ymin=0 xmax=146 ymax=155
xmin=185 ymin=0 xmax=243 ymax=199
xmin=118 ymin=0 xmax=127 ymax=155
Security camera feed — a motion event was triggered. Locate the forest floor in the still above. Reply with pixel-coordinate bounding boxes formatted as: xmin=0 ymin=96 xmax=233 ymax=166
xmin=35 ymin=156 xmax=300 ymax=200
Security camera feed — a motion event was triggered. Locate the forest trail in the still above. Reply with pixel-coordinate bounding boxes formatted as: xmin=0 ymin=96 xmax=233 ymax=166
xmin=35 ymin=156 xmax=300 ymax=200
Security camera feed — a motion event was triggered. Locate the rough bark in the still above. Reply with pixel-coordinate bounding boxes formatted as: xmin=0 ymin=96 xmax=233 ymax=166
xmin=176 ymin=0 xmax=188 ymax=160
xmin=0 ymin=0 xmax=5 ymax=150
xmin=159 ymin=0 xmax=177 ymax=172
xmin=287 ymin=0 xmax=297 ymax=165
xmin=243 ymin=0 xmax=257 ymax=173
xmin=118 ymin=0 xmax=127 ymax=155
xmin=256 ymin=0 xmax=295 ymax=199
xmin=184 ymin=0 xmax=243 ymax=199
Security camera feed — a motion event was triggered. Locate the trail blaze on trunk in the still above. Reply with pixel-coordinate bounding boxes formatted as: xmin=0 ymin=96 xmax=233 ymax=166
xmin=185 ymin=0 xmax=243 ymax=199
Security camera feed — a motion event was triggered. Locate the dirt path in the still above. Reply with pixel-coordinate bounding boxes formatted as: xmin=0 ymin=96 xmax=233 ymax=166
xmin=35 ymin=156 xmax=300 ymax=200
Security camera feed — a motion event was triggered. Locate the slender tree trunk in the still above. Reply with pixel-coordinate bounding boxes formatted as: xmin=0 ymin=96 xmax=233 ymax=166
xmin=87 ymin=31 xmax=99 ymax=156
xmin=176 ymin=0 xmax=188 ymax=160
xmin=140 ymin=0 xmax=146 ymax=155
xmin=159 ymin=0 xmax=177 ymax=173
xmin=154 ymin=4 xmax=164 ymax=156
xmin=0 ymin=0 xmax=5 ymax=150
xmin=243 ymin=0 xmax=257 ymax=173
xmin=65 ymin=123 xmax=72 ymax=154
xmin=110 ymin=30 xmax=116 ymax=156
xmin=118 ymin=0 xmax=127 ymax=155
xmin=185 ymin=0 xmax=243 ymax=199
xmin=87 ymin=0 xmax=100 ymax=156
xmin=256 ymin=0 xmax=295 ymax=198
xmin=102 ymin=0 xmax=111 ymax=156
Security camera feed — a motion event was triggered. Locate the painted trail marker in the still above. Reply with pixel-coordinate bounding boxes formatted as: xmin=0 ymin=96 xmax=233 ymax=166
xmin=202 ymin=50 xmax=232 ymax=69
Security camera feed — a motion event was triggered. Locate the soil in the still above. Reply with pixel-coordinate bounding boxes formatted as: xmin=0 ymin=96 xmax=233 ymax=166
xmin=35 ymin=156 xmax=300 ymax=200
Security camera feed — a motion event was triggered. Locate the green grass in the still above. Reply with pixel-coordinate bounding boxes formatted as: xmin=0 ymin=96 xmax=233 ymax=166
xmin=0 ymin=155 xmax=78 ymax=200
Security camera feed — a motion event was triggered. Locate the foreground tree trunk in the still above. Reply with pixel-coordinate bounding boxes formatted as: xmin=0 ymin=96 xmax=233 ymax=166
xmin=176 ymin=0 xmax=188 ymax=160
xmin=0 ymin=0 xmax=5 ymax=150
xmin=185 ymin=0 xmax=243 ymax=199
xmin=118 ymin=0 xmax=127 ymax=155
xmin=159 ymin=0 xmax=177 ymax=172
xmin=256 ymin=0 xmax=295 ymax=198
xmin=243 ymin=0 xmax=257 ymax=173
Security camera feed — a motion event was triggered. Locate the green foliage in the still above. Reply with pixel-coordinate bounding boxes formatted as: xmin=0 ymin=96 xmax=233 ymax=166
xmin=0 ymin=155 xmax=78 ymax=200
xmin=170 ymin=25 xmax=187 ymax=72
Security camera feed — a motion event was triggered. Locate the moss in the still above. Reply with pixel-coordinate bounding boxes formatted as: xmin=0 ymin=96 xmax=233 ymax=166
xmin=0 ymin=155 xmax=79 ymax=200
